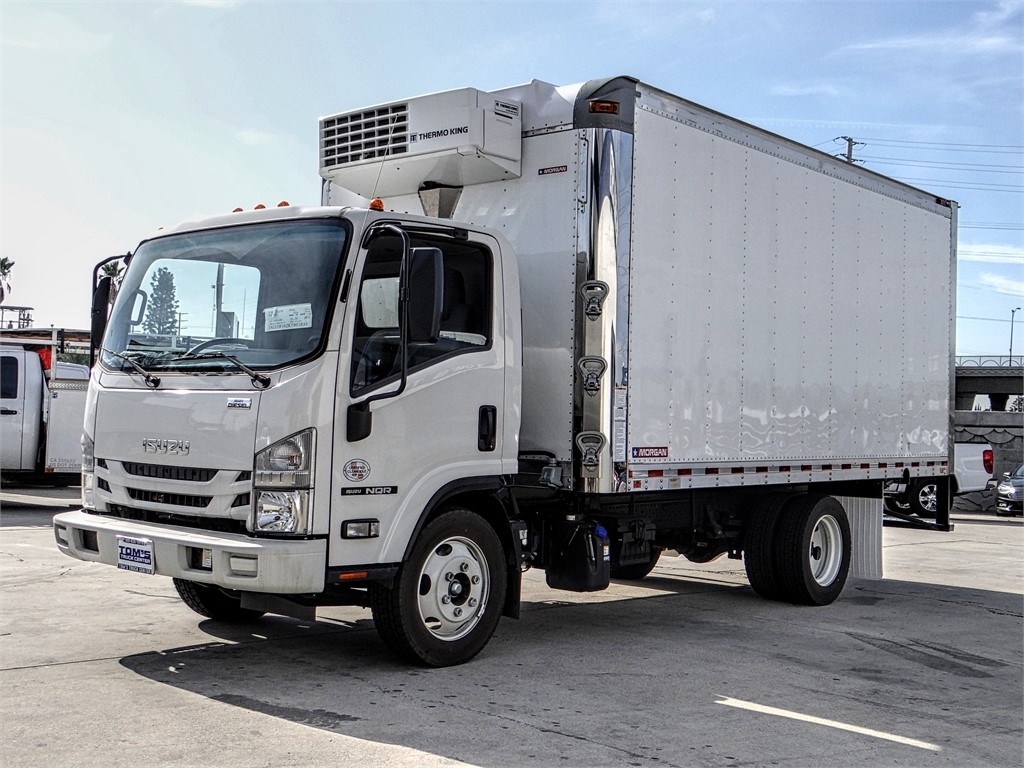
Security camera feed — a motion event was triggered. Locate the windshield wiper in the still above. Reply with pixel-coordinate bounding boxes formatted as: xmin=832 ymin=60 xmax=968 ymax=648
xmin=177 ymin=351 xmax=271 ymax=389
xmin=103 ymin=348 xmax=161 ymax=389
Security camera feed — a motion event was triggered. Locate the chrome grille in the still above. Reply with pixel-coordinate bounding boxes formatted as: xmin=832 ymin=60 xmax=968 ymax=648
xmin=126 ymin=487 xmax=212 ymax=508
xmin=121 ymin=461 xmax=217 ymax=483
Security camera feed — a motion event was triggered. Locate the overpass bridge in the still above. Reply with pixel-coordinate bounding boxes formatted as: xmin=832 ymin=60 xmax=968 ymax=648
xmin=955 ymin=356 xmax=1023 ymax=411
xmin=954 ymin=356 xmax=1023 ymax=479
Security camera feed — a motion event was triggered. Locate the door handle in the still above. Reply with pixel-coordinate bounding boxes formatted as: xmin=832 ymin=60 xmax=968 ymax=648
xmin=478 ymin=405 xmax=496 ymax=452
xmin=0 ymin=408 xmax=18 ymax=415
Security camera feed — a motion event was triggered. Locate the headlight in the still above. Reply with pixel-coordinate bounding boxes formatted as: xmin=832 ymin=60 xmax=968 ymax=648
xmin=250 ymin=430 xmax=315 ymax=535
xmin=254 ymin=430 xmax=314 ymax=487
xmin=81 ymin=433 xmax=95 ymax=510
xmin=81 ymin=432 xmax=95 ymax=473
xmin=998 ymin=483 xmax=1016 ymax=497
xmin=253 ymin=490 xmax=310 ymax=534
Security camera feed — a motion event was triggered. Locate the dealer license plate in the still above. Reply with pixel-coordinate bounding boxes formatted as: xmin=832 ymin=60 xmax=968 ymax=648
xmin=116 ymin=536 xmax=155 ymax=574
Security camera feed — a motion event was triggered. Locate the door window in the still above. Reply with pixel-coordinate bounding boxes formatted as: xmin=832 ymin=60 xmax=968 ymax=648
xmin=0 ymin=356 xmax=18 ymax=399
xmin=351 ymin=233 xmax=492 ymax=392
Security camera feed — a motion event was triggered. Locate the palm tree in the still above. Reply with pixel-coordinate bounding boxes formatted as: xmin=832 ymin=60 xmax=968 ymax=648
xmin=0 ymin=257 xmax=13 ymax=304
xmin=100 ymin=260 xmax=125 ymax=305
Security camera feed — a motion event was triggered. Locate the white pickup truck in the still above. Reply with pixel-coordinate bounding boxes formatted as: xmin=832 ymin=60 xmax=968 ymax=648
xmin=885 ymin=443 xmax=993 ymax=517
xmin=1 ymin=335 xmax=88 ymax=484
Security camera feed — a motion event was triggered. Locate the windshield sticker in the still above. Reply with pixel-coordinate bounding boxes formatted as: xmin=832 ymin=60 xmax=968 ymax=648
xmin=264 ymin=304 xmax=313 ymax=332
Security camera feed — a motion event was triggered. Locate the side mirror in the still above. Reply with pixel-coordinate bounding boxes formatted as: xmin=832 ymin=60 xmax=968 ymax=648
xmin=407 ymin=247 xmax=443 ymax=344
xmin=90 ymin=276 xmax=112 ymax=364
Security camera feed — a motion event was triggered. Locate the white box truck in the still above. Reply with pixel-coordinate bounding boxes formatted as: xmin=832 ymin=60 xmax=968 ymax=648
xmin=54 ymin=77 xmax=956 ymax=666
xmin=2 ymin=330 xmax=89 ymax=484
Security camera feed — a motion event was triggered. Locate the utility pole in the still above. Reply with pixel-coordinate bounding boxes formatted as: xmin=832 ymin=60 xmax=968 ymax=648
xmin=836 ymin=136 xmax=865 ymax=164
xmin=1011 ymin=306 xmax=1021 ymax=363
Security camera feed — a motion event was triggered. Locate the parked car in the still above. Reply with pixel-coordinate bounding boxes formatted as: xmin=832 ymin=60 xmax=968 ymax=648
xmin=884 ymin=443 xmax=993 ymax=517
xmin=995 ymin=465 xmax=1024 ymax=517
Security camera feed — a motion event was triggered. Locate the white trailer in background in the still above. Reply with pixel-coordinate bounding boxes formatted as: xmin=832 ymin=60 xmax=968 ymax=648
xmin=1 ymin=330 xmax=88 ymax=484
xmin=55 ymin=77 xmax=956 ymax=665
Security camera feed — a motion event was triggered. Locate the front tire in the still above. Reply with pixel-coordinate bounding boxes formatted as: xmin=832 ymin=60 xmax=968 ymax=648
xmin=774 ymin=495 xmax=851 ymax=606
xmin=371 ymin=509 xmax=507 ymax=667
xmin=172 ymin=578 xmax=265 ymax=622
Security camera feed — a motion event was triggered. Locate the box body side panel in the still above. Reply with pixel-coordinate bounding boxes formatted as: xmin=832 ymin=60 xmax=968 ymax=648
xmin=626 ymin=103 xmax=952 ymax=467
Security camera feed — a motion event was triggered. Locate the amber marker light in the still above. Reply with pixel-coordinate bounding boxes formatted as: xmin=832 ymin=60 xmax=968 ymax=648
xmin=589 ymin=100 xmax=620 ymax=114
xmin=369 ymin=198 xmax=385 ymax=211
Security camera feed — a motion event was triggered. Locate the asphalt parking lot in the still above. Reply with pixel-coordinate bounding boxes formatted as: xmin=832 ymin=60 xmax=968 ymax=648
xmin=1 ymin=484 xmax=1021 ymax=768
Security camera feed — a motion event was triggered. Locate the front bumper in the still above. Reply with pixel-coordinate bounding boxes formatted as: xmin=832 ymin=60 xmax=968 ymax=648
xmin=53 ymin=510 xmax=327 ymax=594
xmin=994 ymin=497 xmax=1022 ymax=516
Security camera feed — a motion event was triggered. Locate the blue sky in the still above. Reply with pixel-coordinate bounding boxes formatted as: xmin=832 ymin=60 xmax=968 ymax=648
xmin=2 ymin=0 xmax=1021 ymax=356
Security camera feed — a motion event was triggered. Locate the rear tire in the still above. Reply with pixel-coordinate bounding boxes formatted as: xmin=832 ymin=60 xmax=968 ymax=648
xmin=743 ymin=495 xmax=789 ymax=600
xmin=774 ymin=495 xmax=851 ymax=606
xmin=370 ymin=509 xmax=506 ymax=667
xmin=172 ymin=578 xmax=265 ymax=622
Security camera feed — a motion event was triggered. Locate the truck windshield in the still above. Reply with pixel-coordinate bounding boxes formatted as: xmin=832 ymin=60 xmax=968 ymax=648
xmin=100 ymin=219 xmax=348 ymax=374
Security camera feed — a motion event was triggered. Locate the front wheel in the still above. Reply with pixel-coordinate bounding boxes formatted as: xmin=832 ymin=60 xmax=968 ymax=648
xmin=774 ymin=495 xmax=851 ymax=606
xmin=371 ymin=509 xmax=507 ymax=667
xmin=173 ymin=578 xmax=265 ymax=622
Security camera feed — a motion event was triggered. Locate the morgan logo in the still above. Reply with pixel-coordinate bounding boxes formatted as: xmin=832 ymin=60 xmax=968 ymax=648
xmin=631 ymin=446 xmax=669 ymax=459
xmin=142 ymin=438 xmax=190 ymax=456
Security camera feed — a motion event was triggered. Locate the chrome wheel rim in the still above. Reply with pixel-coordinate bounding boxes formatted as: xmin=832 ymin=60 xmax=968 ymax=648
xmin=416 ymin=536 xmax=490 ymax=642
xmin=808 ymin=515 xmax=843 ymax=586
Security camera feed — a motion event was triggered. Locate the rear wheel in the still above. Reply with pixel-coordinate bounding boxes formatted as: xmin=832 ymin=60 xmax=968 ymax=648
xmin=371 ymin=509 xmax=507 ymax=667
xmin=774 ymin=495 xmax=851 ymax=606
xmin=172 ymin=578 xmax=265 ymax=622
xmin=743 ymin=495 xmax=790 ymax=600
xmin=886 ymin=479 xmax=950 ymax=518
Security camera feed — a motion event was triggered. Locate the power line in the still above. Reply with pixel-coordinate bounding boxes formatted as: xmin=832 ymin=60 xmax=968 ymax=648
xmin=960 ymin=222 xmax=1023 ymax=230
xmin=895 ymin=175 xmax=1023 ymax=193
xmin=856 ymin=137 xmax=1024 ymax=152
xmin=957 ymin=315 xmax=1019 ymax=323
xmin=859 ymin=155 xmax=1022 ymax=173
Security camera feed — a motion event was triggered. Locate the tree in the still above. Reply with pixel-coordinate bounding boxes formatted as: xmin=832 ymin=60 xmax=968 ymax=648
xmin=142 ymin=267 xmax=179 ymax=335
xmin=0 ymin=257 xmax=13 ymax=304
xmin=101 ymin=260 xmax=125 ymax=306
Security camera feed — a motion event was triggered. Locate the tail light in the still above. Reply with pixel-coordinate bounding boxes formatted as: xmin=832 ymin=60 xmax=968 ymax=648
xmin=983 ymin=449 xmax=993 ymax=475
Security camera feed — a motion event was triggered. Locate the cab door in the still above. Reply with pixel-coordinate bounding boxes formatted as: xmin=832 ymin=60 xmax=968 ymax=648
xmin=330 ymin=228 xmax=511 ymax=568
xmin=1 ymin=350 xmax=39 ymax=471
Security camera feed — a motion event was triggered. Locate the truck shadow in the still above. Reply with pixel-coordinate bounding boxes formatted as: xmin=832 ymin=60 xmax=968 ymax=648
xmin=117 ymin=577 xmax=1023 ymax=768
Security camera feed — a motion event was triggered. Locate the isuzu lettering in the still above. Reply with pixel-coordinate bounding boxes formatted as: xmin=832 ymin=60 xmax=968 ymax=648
xmin=54 ymin=77 xmax=956 ymax=666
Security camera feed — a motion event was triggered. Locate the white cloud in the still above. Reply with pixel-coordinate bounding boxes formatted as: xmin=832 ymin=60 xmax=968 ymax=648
xmin=842 ymin=1 xmax=1023 ymax=58
xmin=845 ymin=34 xmax=1021 ymax=55
xmin=770 ymin=83 xmax=843 ymax=98
xmin=1 ymin=12 xmax=111 ymax=55
xmin=237 ymin=130 xmax=276 ymax=147
xmin=594 ymin=1 xmax=717 ymax=41
xmin=181 ymin=0 xmax=243 ymax=8
xmin=978 ymin=272 xmax=1024 ymax=297
xmin=974 ymin=0 xmax=1024 ymax=28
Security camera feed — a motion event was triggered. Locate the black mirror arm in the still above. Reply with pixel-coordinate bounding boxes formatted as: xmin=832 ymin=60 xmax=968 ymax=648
xmin=347 ymin=224 xmax=413 ymax=442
